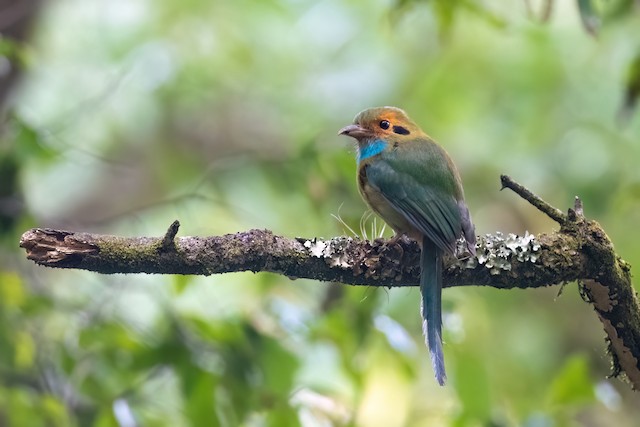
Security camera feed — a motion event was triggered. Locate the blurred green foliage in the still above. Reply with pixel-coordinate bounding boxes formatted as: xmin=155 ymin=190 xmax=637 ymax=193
xmin=1 ymin=0 xmax=640 ymax=425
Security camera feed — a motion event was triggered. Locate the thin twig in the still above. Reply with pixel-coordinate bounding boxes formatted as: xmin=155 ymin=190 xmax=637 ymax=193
xmin=160 ymin=220 xmax=180 ymax=251
xmin=500 ymin=174 xmax=567 ymax=224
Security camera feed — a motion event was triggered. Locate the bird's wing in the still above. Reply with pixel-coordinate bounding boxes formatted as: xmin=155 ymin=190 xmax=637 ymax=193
xmin=365 ymin=142 xmax=463 ymax=254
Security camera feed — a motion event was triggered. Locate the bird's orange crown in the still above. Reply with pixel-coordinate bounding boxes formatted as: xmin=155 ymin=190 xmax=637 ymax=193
xmin=339 ymin=106 xmax=425 ymax=142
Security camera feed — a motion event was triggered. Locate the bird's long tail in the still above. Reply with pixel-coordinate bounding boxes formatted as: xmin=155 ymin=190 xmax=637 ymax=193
xmin=420 ymin=236 xmax=446 ymax=386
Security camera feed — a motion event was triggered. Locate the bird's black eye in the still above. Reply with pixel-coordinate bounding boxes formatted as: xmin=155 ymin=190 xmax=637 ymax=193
xmin=379 ymin=120 xmax=390 ymax=130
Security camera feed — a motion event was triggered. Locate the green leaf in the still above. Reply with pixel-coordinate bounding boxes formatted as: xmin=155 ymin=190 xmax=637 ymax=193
xmin=619 ymin=51 xmax=640 ymax=124
xmin=546 ymin=354 xmax=595 ymax=407
xmin=11 ymin=116 xmax=57 ymax=162
xmin=0 ymin=37 xmax=28 ymax=68
xmin=452 ymin=348 xmax=491 ymax=423
xmin=0 ymin=271 xmax=25 ymax=309
xmin=41 ymin=394 xmax=73 ymax=427
xmin=14 ymin=330 xmax=35 ymax=370
xmin=264 ymin=403 xmax=301 ymax=427
xmin=171 ymin=275 xmax=193 ymax=294
xmin=183 ymin=374 xmax=220 ymax=426
xmin=577 ymin=0 xmax=600 ymax=35
xmin=258 ymin=335 xmax=299 ymax=396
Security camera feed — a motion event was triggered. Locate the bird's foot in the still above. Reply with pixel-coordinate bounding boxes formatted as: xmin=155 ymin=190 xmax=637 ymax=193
xmin=378 ymin=234 xmax=414 ymax=260
xmin=386 ymin=234 xmax=412 ymax=246
xmin=455 ymin=238 xmax=477 ymax=260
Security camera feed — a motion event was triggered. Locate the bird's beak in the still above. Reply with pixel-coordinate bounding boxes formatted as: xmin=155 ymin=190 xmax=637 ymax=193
xmin=338 ymin=124 xmax=368 ymax=139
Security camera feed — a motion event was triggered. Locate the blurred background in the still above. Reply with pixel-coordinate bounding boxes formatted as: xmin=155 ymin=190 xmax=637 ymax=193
xmin=1 ymin=0 xmax=640 ymax=425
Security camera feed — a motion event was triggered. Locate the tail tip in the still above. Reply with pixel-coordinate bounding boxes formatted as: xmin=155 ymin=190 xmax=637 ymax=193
xmin=431 ymin=354 xmax=447 ymax=386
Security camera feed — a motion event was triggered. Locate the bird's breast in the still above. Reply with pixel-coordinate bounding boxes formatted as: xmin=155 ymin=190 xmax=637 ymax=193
xmin=358 ymin=163 xmax=417 ymax=237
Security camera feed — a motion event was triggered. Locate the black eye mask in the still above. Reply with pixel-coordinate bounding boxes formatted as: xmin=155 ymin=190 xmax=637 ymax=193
xmin=392 ymin=125 xmax=410 ymax=135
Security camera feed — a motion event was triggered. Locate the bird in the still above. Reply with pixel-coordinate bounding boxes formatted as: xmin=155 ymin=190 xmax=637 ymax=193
xmin=339 ymin=106 xmax=475 ymax=386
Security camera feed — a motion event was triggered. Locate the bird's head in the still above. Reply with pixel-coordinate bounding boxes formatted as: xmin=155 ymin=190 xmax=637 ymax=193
xmin=338 ymin=106 xmax=423 ymax=144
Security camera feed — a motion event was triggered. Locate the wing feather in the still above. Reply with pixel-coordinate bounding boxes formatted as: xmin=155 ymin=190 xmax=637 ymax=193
xmin=365 ymin=144 xmax=464 ymax=254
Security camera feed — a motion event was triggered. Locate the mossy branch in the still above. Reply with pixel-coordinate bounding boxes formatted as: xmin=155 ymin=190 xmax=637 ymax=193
xmin=19 ymin=176 xmax=640 ymax=390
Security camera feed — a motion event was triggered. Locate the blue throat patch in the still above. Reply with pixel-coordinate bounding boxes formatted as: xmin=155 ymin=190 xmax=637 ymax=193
xmin=358 ymin=140 xmax=387 ymax=164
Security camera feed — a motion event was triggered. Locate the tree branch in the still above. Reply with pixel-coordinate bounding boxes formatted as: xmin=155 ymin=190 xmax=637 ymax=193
xmin=18 ymin=176 xmax=640 ymax=390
